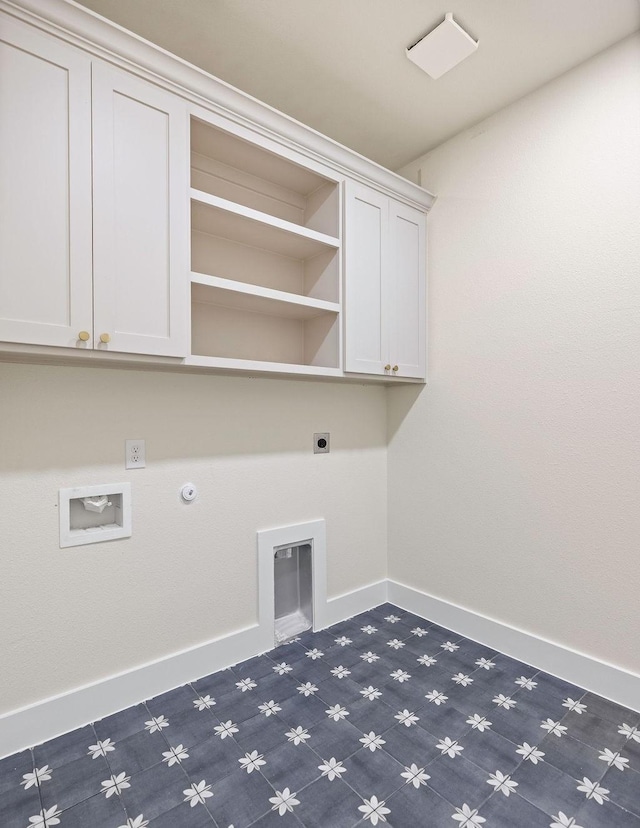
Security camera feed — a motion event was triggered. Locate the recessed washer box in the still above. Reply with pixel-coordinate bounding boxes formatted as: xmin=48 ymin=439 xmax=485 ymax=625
xmin=59 ymin=483 xmax=132 ymax=548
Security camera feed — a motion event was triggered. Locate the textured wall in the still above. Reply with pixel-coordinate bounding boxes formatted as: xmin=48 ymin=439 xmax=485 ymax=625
xmin=0 ymin=363 xmax=387 ymax=714
xmin=390 ymin=35 xmax=640 ymax=675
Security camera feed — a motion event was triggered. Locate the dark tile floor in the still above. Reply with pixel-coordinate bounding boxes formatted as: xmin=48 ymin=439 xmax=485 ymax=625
xmin=2 ymin=604 xmax=639 ymax=827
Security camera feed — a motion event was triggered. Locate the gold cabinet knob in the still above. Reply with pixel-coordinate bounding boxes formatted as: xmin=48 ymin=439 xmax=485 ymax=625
xmin=99 ymin=333 xmax=111 ymax=344
xmin=384 ymin=364 xmax=391 ymax=371
xmin=78 ymin=331 xmax=90 ymax=342
xmin=392 ymin=365 xmax=399 ymax=372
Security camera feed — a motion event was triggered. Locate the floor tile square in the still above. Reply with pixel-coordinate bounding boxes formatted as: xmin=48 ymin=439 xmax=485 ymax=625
xmin=622 ymin=734 xmax=640 ymax=773
xmin=267 ymin=640 xmax=308 ymax=663
xmin=39 ymin=753 xmax=109 ymax=811
xmin=204 ymin=765 xmax=274 ymax=828
xmin=33 ymin=725 xmax=95 ymax=769
xmin=149 ymin=798 xmax=217 ymax=826
xmin=55 ymin=790 xmax=128 ymax=827
xmin=380 ymin=721 xmax=440 ymax=768
xmin=510 ymin=753 xmax=587 ymax=816
xmin=479 ymin=789 xmax=551 ymax=827
xmin=293 ymin=775 xmax=363 ymax=828
xmin=342 ymin=746 xmax=405 ymax=800
xmin=383 ymin=782 xmax=456 ymax=828
xmin=181 ymin=732 xmax=244 ymax=786
xmin=425 ymin=753 xmax=491 ymax=807
xmin=191 ymin=668 xmax=239 ymax=699
xmin=231 ymin=653 xmax=280 ymax=680
xmin=346 ymin=698 xmax=398 ymax=735
xmin=289 ymin=657 xmax=333 ymax=685
xmin=106 ymin=728 xmax=168 ymax=776
xmin=158 ymin=706 xmax=216 ymax=749
xmin=316 ymin=676 xmax=371 ymax=708
xmin=233 ymin=711 xmax=289 ymax=754
xmin=93 ymin=704 xmax=150 ymax=743
xmin=260 ymin=740 xmax=322 ymax=792
xmin=575 ymin=795 xmax=640 ymax=827
xmin=118 ymin=759 xmax=191 ymax=822
xmin=306 ymin=718 xmax=364 ymax=762
xmin=539 ymin=731 xmax=607 ymax=783
xmin=0 ymin=781 xmax=42 ymax=828
xmin=0 ymin=749 xmax=33 ymax=796
xmin=250 ymin=805 xmax=306 ymax=826
xmin=489 ymin=700 xmax=553 ymax=746
xmin=602 ymin=767 xmax=640 ymax=817
xmin=456 ymin=724 xmax=520 ymax=773
xmin=567 ymin=710 xmax=630 ymax=752
xmin=146 ymin=685 xmax=202 ymax=719
xmin=276 ymin=692 xmax=331 ymax=730
xmin=582 ymin=693 xmax=640 ymax=726
xmin=445 ymin=685 xmax=497 ymax=717
xmin=533 ymin=672 xmax=588 ymax=703
xmin=213 ymin=687 xmax=265 ymax=726
xmin=321 ymin=645 xmax=366 ymax=670
xmin=415 ymin=703 xmax=471 ymax=742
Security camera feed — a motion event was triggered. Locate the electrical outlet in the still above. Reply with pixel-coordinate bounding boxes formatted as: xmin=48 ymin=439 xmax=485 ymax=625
xmin=313 ymin=433 xmax=330 ymax=454
xmin=125 ymin=439 xmax=146 ymax=469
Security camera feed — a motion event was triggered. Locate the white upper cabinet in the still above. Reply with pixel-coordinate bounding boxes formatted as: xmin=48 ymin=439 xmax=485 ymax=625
xmin=0 ymin=0 xmax=433 ymax=380
xmin=0 ymin=16 xmax=93 ymax=348
xmin=345 ymin=182 xmax=426 ymax=379
xmin=92 ymin=62 xmax=189 ymax=357
xmin=0 ymin=16 xmax=188 ymax=357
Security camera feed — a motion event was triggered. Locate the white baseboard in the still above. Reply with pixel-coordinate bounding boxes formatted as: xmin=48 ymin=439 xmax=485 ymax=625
xmin=0 ymin=579 xmax=386 ymax=760
xmin=3 ymin=578 xmax=639 ymax=759
xmin=388 ymin=579 xmax=640 ymax=714
xmin=0 ymin=623 xmax=264 ymax=760
xmin=320 ymin=579 xmax=388 ymax=628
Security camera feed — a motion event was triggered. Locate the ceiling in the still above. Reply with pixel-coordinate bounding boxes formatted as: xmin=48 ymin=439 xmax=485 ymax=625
xmin=74 ymin=0 xmax=640 ymax=171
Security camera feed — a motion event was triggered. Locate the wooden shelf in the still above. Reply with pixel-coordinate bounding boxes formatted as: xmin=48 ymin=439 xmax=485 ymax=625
xmin=191 ymin=272 xmax=339 ymax=320
xmin=191 ymin=189 xmax=339 ymax=260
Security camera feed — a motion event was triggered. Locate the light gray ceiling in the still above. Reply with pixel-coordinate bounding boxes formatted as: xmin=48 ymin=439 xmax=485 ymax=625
xmin=75 ymin=0 xmax=640 ymax=170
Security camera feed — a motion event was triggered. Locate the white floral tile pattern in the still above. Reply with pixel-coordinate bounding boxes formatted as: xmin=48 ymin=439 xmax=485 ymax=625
xmin=2 ymin=604 xmax=639 ymax=828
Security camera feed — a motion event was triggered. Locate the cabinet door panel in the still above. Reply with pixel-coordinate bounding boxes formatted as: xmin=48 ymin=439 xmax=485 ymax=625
xmin=389 ymin=201 xmax=426 ymax=379
xmin=0 ymin=16 xmax=92 ymax=347
xmin=344 ymin=182 xmax=388 ymax=374
xmin=92 ymin=62 xmax=188 ymax=357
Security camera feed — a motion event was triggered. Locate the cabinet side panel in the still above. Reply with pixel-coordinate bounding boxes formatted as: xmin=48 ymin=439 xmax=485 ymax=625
xmin=0 ymin=18 xmax=92 ymax=347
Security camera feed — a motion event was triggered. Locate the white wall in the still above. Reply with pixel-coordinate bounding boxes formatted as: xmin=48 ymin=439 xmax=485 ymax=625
xmin=390 ymin=34 xmax=640 ymax=676
xmin=0 ymin=363 xmax=387 ymax=716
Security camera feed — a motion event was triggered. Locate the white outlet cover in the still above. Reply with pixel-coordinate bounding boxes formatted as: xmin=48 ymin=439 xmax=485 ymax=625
xmin=125 ymin=439 xmax=146 ymax=469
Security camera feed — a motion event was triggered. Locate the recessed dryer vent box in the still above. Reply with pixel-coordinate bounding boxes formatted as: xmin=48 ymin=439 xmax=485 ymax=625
xmin=59 ymin=483 xmax=132 ymax=548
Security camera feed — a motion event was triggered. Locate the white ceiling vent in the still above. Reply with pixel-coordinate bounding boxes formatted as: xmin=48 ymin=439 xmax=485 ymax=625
xmin=407 ymin=12 xmax=478 ymax=80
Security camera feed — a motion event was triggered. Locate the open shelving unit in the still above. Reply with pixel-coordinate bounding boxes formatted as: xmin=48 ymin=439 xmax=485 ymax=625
xmin=188 ymin=114 xmax=343 ymax=374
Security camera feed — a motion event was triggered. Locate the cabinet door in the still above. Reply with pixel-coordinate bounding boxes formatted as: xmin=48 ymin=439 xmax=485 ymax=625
xmin=0 ymin=16 xmax=93 ymax=348
xmin=344 ymin=182 xmax=390 ymax=374
xmin=92 ymin=62 xmax=189 ymax=357
xmin=388 ymin=200 xmax=426 ymax=379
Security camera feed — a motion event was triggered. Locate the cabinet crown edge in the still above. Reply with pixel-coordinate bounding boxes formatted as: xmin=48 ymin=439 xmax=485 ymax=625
xmin=1 ymin=0 xmax=436 ymax=211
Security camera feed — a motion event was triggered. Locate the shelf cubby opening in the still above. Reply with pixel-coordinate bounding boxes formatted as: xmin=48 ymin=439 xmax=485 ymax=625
xmin=191 ymin=116 xmax=340 ymax=238
xmin=191 ymin=227 xmax=339 ymax=303
xmin=191 ymin=294 xmax=339 ymax=369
